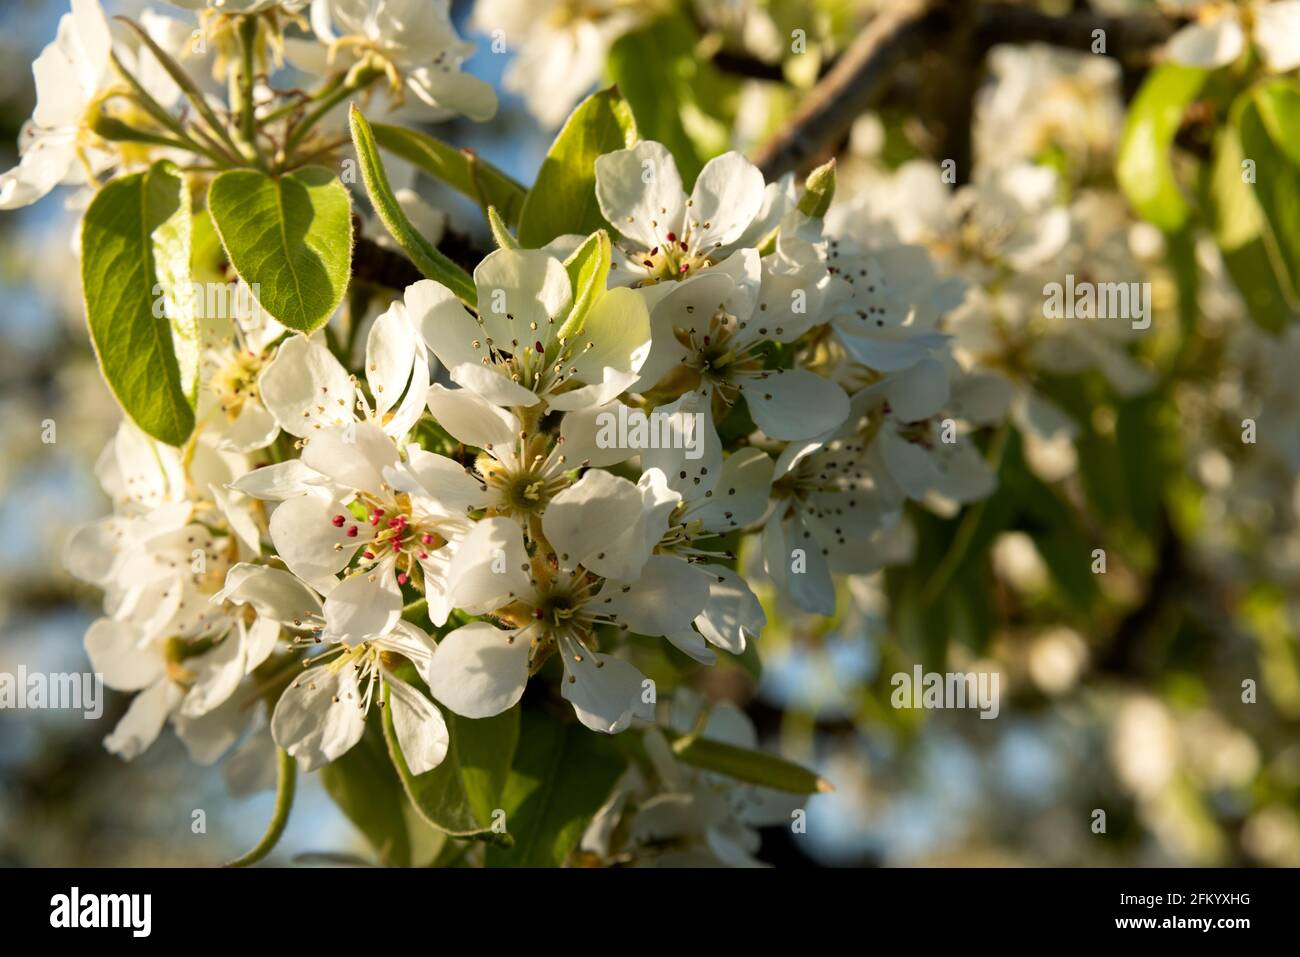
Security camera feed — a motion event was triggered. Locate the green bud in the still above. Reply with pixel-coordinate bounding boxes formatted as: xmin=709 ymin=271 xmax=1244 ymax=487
xmin=796 ymin=158 xmax=837 ymax=218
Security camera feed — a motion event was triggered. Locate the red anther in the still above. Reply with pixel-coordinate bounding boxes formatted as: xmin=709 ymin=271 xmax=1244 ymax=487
xmin=534 ymin=341 xmax=545 ymax=353
xmin=703 ymin=335 xmax=711 ymax=346
xmin=679 ymin=263 xmax=689 ymax=273
xmin=642 ymin=259 xmax=654 ymax=267
xmin=421 ymin=533 xmax=434 ymax=545
xmin=397 ymin=573 xmax=409 ymax=586
xmin=679 ymin=241 xmax=688 ymax=252
xmin=363 ymin=551 xmax=375 ymax=560
xmin=666 ymin=232 xmax=677 ymax=242
xmin=331 ymin=515 xmax=346 ymax=527
xmin=417 ymin=551 xmax=428 ymax=560
xmin=370 ymin=515 xmax=381 ymax=525
xmin=346 ymin=526 xmax=358 ymax=538
xmin=650 ymin=247 xmax=658 ymax=256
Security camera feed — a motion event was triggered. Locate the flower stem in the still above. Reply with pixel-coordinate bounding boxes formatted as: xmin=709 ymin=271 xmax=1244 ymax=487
xmin=224 ymin=748 xmax=296 ymax=867
xmin=235 ymin=14 xmax=267 ymax=169
xmin=281 ymin=67 xmax=380 ymax=166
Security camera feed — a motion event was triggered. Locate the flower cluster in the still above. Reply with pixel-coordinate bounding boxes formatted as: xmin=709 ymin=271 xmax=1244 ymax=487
xmin=28 ymin=0 xmax=1246 ymax=870
xmin=60 ymin=118 xmax=1006 ymax=783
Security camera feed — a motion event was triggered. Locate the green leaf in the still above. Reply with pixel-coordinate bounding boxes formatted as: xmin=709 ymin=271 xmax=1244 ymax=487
xmin=607 ymin=15 xmax=727 ymax=186
xmin=1236 ymin=80 xmax=1300 ymax=317
xmin=369 ymin=122 xmax=527 ymax=225
xmin=556 ymin=230 xmax=611 ymax=341
xmin=663 ymin=728 xmax=828 ymax=794
xmin=350 ymin=106 xmax=476 ymax=303
xmin=1205 ymin=120 xmax=1297 ymax=331
xmin=486 ymin=710 xmax=625 ymax=867
xmin=207 ymin=165 xmax=352 ymax=333
xmin=797 ymin=158 xmax=837 ymax=218
xmin=1116 ymin=64 xmax=1208 ymax=232
xmin=321 ymin=722 xmax=411 ymax=867
xmin=487 ymin=205 xmax=520 ymax=250
xmin=516 ymin=87 xmax=638 ymax=248
xmin=382 ymin=683 xmax=519 ymax=840
xmin=80 ymin=160 xmax=197 ymax=446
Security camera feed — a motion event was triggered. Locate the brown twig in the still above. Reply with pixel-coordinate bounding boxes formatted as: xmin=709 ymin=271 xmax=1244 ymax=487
xmin=752 ymin=0 xmax=949 ymax=180
xmin=974 ymin=2 xmax=1182 ymax=60
xmin=750 ymin=1 xmax=1185 ymax=180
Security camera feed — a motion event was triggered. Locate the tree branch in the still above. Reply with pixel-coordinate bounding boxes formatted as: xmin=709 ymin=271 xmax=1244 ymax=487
xmin=750 ymin=1 xmax=1186 ymax=180
xmin=752 ymin=0 xmax=947 ymax=180
xmin=974 ymin=3 xmax=1182 ymax=60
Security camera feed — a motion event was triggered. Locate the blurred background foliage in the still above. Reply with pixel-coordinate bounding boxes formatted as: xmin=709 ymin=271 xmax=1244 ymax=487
xmin=4 ymin=0 xmax=1300 ymax=867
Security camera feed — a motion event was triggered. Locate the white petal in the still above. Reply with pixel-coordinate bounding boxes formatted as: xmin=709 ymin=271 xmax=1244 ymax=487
xmin=213 ymin=562 xmax=323 ymax=626
xmin=173 ymin=693 xmax=252 ymax=766
xmin=543 ymin=469 xmax=648 ymax=577
xmin=596 ymin=141 xmax=686 ymax=250
xmin=426 ymin=621 xmax=530 ymax=719
xmin=635 ymin=468 xmax=682 ymax=556
xmin=408 ymin=278 xmax=483 ymax=370
xmin=386 ymin=675 xmax=450 ymax=774
xmin=64 ymin=519 xmax=127 ymax=587
xmin=762 ymin=514 xmax=836 ymax=615
xmin=324 ymin=558 xmax=403 ymax=643
xmin=552 ymin=286 xmax=650 ymax=408
xmin=408 ymin=67 xmax=498 ymax=122
xmin=426 ymin=383 xmax=520 ymax=455
xmin=639 ymin=390 xmax=723 ymax=498
xmin=600 ymin=555 xmax=712 ymax=635
xmin=740 ymin=369 xmax=849 ymax=441
xmin=443 ymin=516 xmax=531 ymax=613
xmin=375 ymin=619 xmax=439 ymax=688
xmin=947 ymin=371 xmax=1013 ymax=426
xmin=1256 ymin=2 xmax=1300 ymax=72
xmin=301 ymin=421 xmax=400 ymax=492
xmin=688 ymin=151 xmax=766 ymax=251
xmin=209 ymin=482 xmax=262 ymax=556
xmin=694 ymin=566 xmax=765 ymax=654
xmin=665 ymin=628 xmax=718 ymax=664
xmin=472 ymin=248 xmax=572 ymax=350
xmin=879 ymin=428 xmax=942 ymax=500
xmin=835 ymin=323 xmax=949 ymax=373
xmin=229 ymin=460 xmax=330 ymax=501
xmin=1167 ymin=17 xmax=1244 ymax=69
xmin=885 ymin=357 xmax=950 ymax=422
xmin=258 ymin=335 xmax=356 ymax=438
xmin=104 ymin=678 xmax=182 ymax=761
xmin=685 ymin=446 xmax=773 ymax=533
xmin=179 ymin=632 xmax=246 ymax=718
xmin=85 ymin=618 xmax=161 ymax=691
xmin=271 ymin=665 xmax=367 ymax=771
xmin=243 ymin=616 xmax=282 ymax=673
xmin=0 ymin=137 xmax=72 ymax=209
xmin=558 ymin=401 xmax=636 ymax=468
xmin=449 ymin=360 xmax=542 ymax=406
xmin=383 ymin=447 xmax=489 ymax=514
xmin=374 ymin=317 xmax=430 ymax=441
xmin=216 ymin=399 xmax=280 ymax=452
xmin=367 ymin=301 xmax=419 ymax=417
xmin=558 ymin=636 xmax=653 ymax=734
xmin=268 ymin=491 xmax=370 ymax=586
